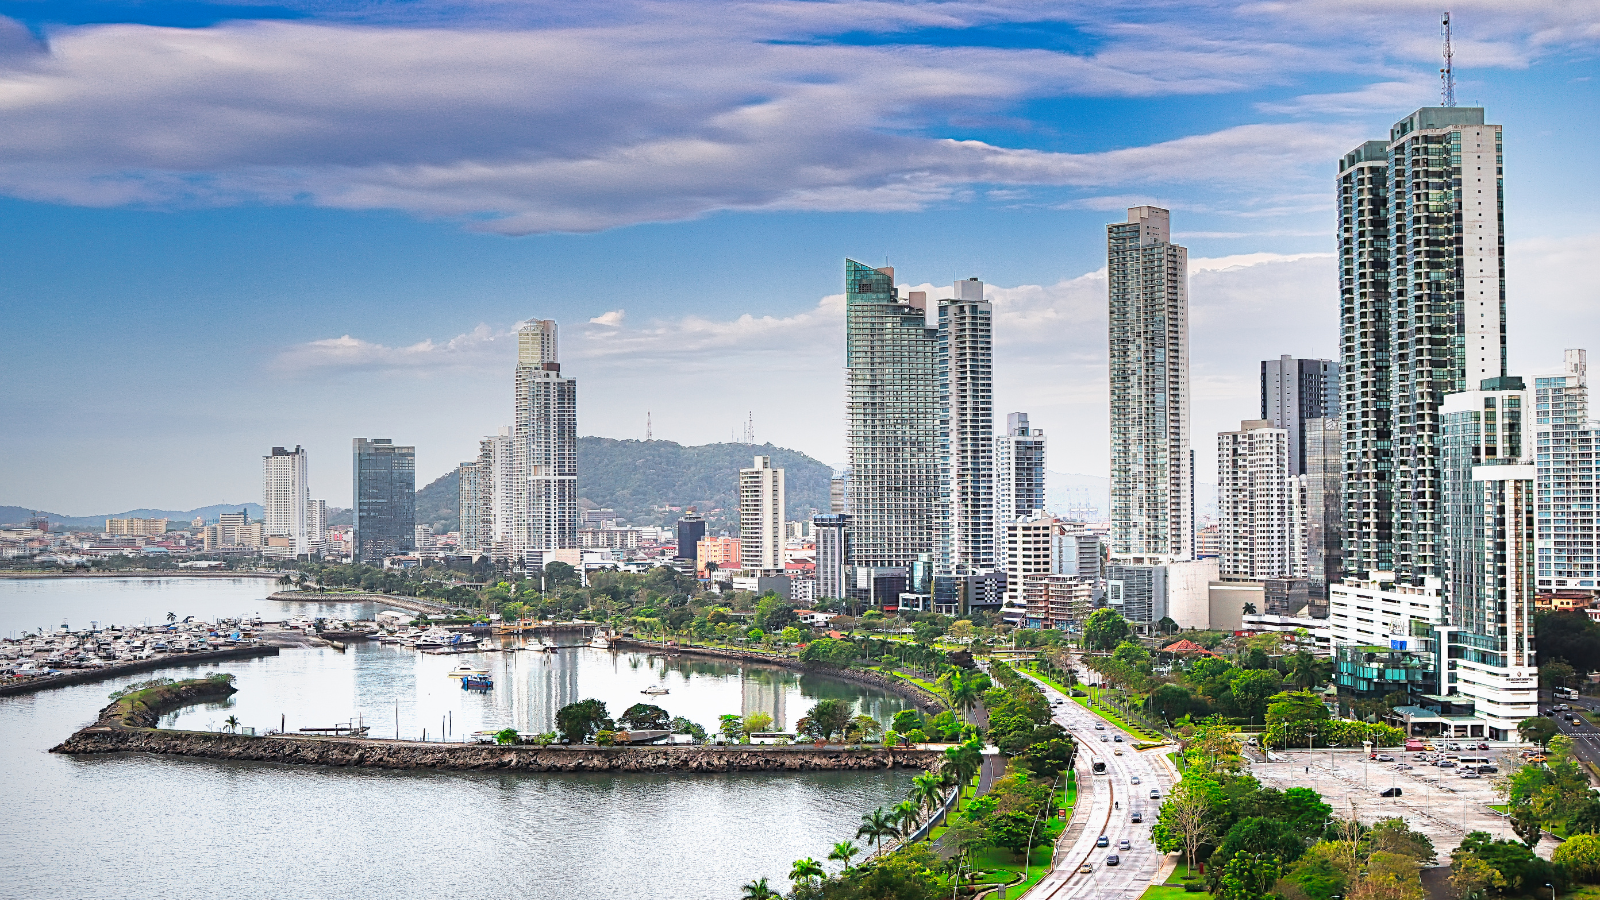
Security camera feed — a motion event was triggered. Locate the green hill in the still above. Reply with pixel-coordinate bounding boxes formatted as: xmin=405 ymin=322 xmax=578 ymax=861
xmin=414 ymin=437 xmax=834 ymax=535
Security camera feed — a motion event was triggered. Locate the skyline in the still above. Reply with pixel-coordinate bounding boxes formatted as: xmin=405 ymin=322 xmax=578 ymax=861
xmin=3 ymin=1 xmax=1598 ymax=512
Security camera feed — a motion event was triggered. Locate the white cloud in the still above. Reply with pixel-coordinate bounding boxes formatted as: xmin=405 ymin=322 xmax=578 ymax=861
xmin=274 ymin=324 xmax=512 ymax=372
xmin=588 ymin=310 xmax=625 ymax=327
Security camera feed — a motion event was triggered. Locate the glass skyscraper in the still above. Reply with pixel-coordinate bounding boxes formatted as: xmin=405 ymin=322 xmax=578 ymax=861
xmin=1107 ymin=206 xmax=1191 ymax=560
xmin=844 ymin=259 xmax=939 ymax=570
xmin=352 ymin=437 xmax=415 ymax=564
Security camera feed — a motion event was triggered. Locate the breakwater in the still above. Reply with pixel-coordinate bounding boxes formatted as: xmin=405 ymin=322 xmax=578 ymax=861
xmin=54 ymin=727 xmax=942 ymax=773
xmin=0 ymin=646 xmax=278 ymax=698
xmin=615 ymin=638 xmax=950 ymax=713
xmin=267 ymin=591 xmax=448 ymax=615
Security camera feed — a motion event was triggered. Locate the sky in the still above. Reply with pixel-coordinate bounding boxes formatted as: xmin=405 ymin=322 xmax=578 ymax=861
xmin=1 ymin=0 xmax=1598 ymax=514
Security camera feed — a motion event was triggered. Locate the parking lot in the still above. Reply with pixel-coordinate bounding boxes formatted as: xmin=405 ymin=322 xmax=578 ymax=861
xmin=1251 ymin=748 xmax=1551 ymax=859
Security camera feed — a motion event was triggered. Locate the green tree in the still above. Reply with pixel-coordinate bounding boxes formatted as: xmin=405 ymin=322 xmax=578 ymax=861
xmin=739 ymin=876 xmax=778 ymax=899
xmin=800 ymin=699 xmax=852 ymax=741
xmin=494 ymin=727 xmax=520 ymax=745
xmin=780 ymin=625 xmax=805 ymax=644
xmin=984 ymin=810 xmax=1036 ymax=859
xmin=857 ymin=807 xmax=898 ymax=850
xmin=1216 ymin=852 xmax=1281 ymax=900
xmin=1153 ymin=776 xmax=1221 ymax=870
xmin=1286 ymin=650 xmax=1329 ymax=690
xmin=1083 ymin=608 xmax=1131 ymax=651
xmin=913 ymin=620 xmax=944 ymax=644
xmin=555 ymin=698 xmax=611 ymax=744
xmin=742 ymin=711 xmax=775 ymax=737
xmin=892 ymin=709 xmax=924 ymax=734
xmin=1518 ymin=716 xmax=1559 ymax=746
xmin=827 ymin=840 xmax=859 ymax=872
xmin=666 ymin=716 xmax=707 ymax=743
xmin=789 ymin=857 xmax=826 ymax=886
xmin=619 ymin=703 xmax=669 ymax=730
xmin=1554 ymin=832 xmax=1600 ymax=883
xmin=222 ymin=715 xmax=240 ymax=734
xmin=892 ymin=799 xmax=921 ymax=837
xmin=1449 ymin=852 xmax=1505 ymax=900
xmin=1228 ymin=670 xmax=1286 ymax=722
xmin=720 ymin=713 xmax=746 ymax=743
xmin=1542 ymin=658 xmax=1578 ymax=689
xmin=911 ymin=771 xmax=946 ymax=815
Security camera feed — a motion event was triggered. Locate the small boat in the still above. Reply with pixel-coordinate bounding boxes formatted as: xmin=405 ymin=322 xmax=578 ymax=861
xmin=590 ymin=631 xmax=615 ymax=649
xmin=461 ymin=675 xmax=493 ymax=691
xmin=448 ymin=664 xmax=488 ymax=677
xmin=641 ymin=685 xmax=670 ymax=695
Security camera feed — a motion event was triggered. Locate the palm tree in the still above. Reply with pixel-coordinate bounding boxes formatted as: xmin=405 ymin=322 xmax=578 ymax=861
xmin=940 ymin=670 xmax=983 ymax=723
xmin=892 ymin=799 xmax=921 ymax=837
xmin=790 ymin=858 xmax=826 ymax=886
xmin=1287 ymin=649 xmax=1327 ymax=691
xmin=166 ymin=611 xmax=176 ymax=625
xmin=276 ymin=574 xmax=293 ymax=589
xmin=912 ymin=771 xmax=946 ymax=816
xmin=740 ymin=877 xmax=778 ymax=900
xmin=942 ymin=742 xmax=983 ymax=790
xmin=294 ymin=573 xmax=309 ymax=589
xmin=223 ymin=715 xmax=240 ymax=734
xmin=827 ymin=841 xmax=859 ymax=872
xmin=856 ymin=807 xmax=897 ymax=851
xmin=1242 ymin=602 xmax=1257 ymax=615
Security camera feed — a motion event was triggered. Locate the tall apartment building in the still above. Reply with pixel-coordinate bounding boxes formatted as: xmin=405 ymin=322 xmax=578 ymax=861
xmin=262 ymin=445 xmax=310 ymax=557
xmin=936 ymin=278 xmax=995 ymax=573
xmin=106 ymin=518 xmax=167 ymax=536
xmin=1261 ymin=356 xmax=1340 ymax=476
xmin=1001 ymin=514 xmax=1069 ymax=616
xmin=458 ymin=460 xmax=482 ymax=551
xmin=995 ymin=412 xmax=1047 ymax=539
xmin=1298 ymin=417 xmax=1345 ymax=607
xmin=739 ymin=456 xmax=785 ymax=574
xmin=1338 ymin=139 xmax=1395 ymax=580
xmin=1387 ymin=108 xmax=1505 ymax=586
xmin=307 ymin=499 xmax=327 ymax=555
xmin=1534 ymin=351 xmax=1600 ymax=595
xmin=830 ymin=471 xmax=850 ymax=514
xmin=514 ymin=320 xmax=578 ymax=563
xmin=1441 ymin=378 xmax=1538 ymax=737
xmin=472 ymin=427 xmax=516 ymax=555
xmin=844 ymin=260 xmax=939 ymax=570
xmin=1107 ymin=206 xmax=1192 ymax=561
xmin=1217 ymin=420 xmax=1296 ymax=580
xmin=813 ymin=513 xmax=851 ymax=601
xmin=352 ymin=438 xmax=415 ymax=564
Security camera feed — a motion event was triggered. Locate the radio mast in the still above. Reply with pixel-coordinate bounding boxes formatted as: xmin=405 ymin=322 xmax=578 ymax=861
xmin=1441 ymin=12 xmax=1456 ymax=107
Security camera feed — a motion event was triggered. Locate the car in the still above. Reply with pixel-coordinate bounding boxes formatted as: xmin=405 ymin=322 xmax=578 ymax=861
xmin=1478 ymin=742 xmax=1491 ymax=750
xmin=1119 ymin=840 xmax=1131 ymax=851
xmin=1438 ymin=760 xmax=1457 ymax=768
xmin=1095 ymin=724 xmax=1105 ymax=730
xmin=1376 ymin=754 xmax=1395 ymax=762
xmin=1395 ymin=764 xmax=1413 ymax=770
xmin=1114 ymin=748 xmax=1124 ymax=756
xmin=1131 ymin=811 xmax=1143 ymax=823
xmin=1150 ymin=789 xmax=1161 ymax=799
xmin=1100 ymin=735 xmax=1110 ymax=742
xmin=1097 ymin=835 xmax=1110 ymax=847
xmin=1448 ymin=743 xmax=1462 ymax=751
xmin=1078 ymin=864 xmax=1094 ymax=874
xmin=1460 ymin=770 xmax=1481 ymax=779
xmin=1130 ymin=776 xmax=1141 ymax=784
xmin=1380 ymin=787 xmax=1403 ymax=797
xmin=1114 ymin=735 xmax=1124 ymax=742
xmin=1106 ymin=855 xmax=1121 ymax=866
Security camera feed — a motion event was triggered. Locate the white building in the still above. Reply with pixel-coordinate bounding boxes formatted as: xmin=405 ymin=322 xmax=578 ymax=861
xmin=262 ymin=445 xmax=310 ymax=557
xmin=514 ymin=321 xmax=577 ymax=563
xmin=1108 ymin=206 xmax=1192 ymax=561
xmin=1328 ymin=574 xmax=1443 ymax=655
xmin=1217 ymin=420 xmax=1296 ymax=580
xmin=937 ymin=278 xmax=995 ymax=573
xmin=739 ymin=456 xmax=785 ymax=574
xmin=1535 ymin=350 xmax=1600 ymax=595
xmin=994 ymin=412 xmax=1046 ymax=545
xmin=307 ymin=499 xmax=327 ymax=554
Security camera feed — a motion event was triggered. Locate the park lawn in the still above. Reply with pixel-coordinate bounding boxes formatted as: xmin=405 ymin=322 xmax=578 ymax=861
xmin=1561 ymin=887 xmax=1600 ymax=900
xmin=966 ymin=818 xmax=1066 ymax=895
xmin=1140 ymin=884 xmax=1211 ymax=900
xmin=1071 ymin=694 xmax=1162 ymax=741
xmin=1022 ymin=664 xmax=1075 ymax=695
xmin=1490 ymin=803 xmax=1509 ymax=814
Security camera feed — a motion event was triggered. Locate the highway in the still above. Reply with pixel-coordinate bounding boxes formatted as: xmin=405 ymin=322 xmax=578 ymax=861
xmin=1019 ymin=671 xmax=1176 ymax=900
xmin=1547 ymin=701 xmax=1600 ymax=769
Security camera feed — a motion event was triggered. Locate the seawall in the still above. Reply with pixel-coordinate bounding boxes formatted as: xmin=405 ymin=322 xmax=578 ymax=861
xmin=0 ymin=646 xmax=278 ymax=698
xmin=268 ymin=591 xmax=449 ymax=615
xmin=614 ymin=639 xmax=949 ymax=714
xmin=52 ymin=727 xmax=943 ymax=773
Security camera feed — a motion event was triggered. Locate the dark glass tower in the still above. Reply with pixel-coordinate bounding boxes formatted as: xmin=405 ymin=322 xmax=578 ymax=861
xmin=352 ymin=437 xmax=415 ymax=564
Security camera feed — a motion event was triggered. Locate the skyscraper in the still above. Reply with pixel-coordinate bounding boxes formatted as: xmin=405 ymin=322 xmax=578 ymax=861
xmin=1299 ymin=417 xmax=1344 ymax=607
xmin=307 ymin=499 xmax=327 ymax=555
xmin=675 ymin=509 xmax=706 ymax=563
xmin=813 ymin=514 xmax=851 ymax=601
xmin=1217 ymin=420 xmax=1295 ymax=580
xmin=995 ymin=412 xmax=1047 ymax=540
xmin=514 ymin=320 xmax=578 ymax=564
xmin=937 ymin=278 xmax=995 ymax=573
xmin=472 ymin=426 xmax=516 ymax=556
xmin=262 ymin=445 xmax=309 ymax=557
xmin=1441 ymin=377 xmax=1537 ymax=737
xmin=1107 ymin=206 xmax=1191 ymax=560
xmin=844 ymin=259 xmax=940 ymax=570
xmin=352 ymin=438 xmax=415 ymax=564
xmin=1534 ymin=351 xmax=1600 ymax=596
xmin=739 ymin=455 xmax=785 ymax=574
xmin=458 ymin=460 xmax=482 ymax=550
xmin=1261 ymin=356 xmax=1340 ymax=476
xmin=1387 ymin=107 xmax=1505 ymax=586
xmin=1338 ymin=140 xmax=1395 ymax=581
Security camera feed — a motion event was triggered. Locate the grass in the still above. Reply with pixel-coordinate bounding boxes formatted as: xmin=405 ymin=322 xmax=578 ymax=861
xmin=964 ymin=818 xmax=1067 ymax=895
xmin=1140 ymin=883 xmax=1211 ymax=900
xmin=1070 ymin=694 xmax=1163 ymax=741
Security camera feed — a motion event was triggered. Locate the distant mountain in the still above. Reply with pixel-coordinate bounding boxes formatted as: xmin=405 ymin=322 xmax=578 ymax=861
xmin=0 ymin=503 xmax=265 ymax=530
xmin=410 ymin=437 xmax=834 ymax=537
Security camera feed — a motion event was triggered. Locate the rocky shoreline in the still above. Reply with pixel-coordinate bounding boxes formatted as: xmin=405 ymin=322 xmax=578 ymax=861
xmin=52 ymin=727 xmax=944 ymax=773
xmin=267 ymin=590 xmax=449 ymax=615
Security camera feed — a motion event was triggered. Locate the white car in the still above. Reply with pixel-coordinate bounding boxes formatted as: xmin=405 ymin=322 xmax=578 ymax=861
xmin=1130 ymin=776 xmax=1141 ymax=785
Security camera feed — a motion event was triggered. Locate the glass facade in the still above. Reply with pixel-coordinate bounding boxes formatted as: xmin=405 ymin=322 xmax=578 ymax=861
xmin=352 ymin=437 xmax=415 ymax=564
xmin=1534 ymin=351 xmax=1600 ymax=592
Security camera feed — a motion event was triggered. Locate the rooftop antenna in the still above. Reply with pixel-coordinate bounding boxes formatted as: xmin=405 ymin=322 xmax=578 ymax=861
xmin=1440 ymin=12 xmax=1456 ymax=108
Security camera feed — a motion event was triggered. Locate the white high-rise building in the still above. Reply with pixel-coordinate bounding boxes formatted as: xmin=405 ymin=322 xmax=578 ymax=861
xmin=307 ymin=499 xmax=327 ymax=554
xmin=995 ymin=412 xmax=1047 ymax=543
xmin=514 ymin=321 xmax=578 ymax=564
xmin=937 ymin=278 xmax=995 ymax=573
xmin=1107 ymin=206 xmax=1192 ymax=561
xmin=1217 ymin=420 xmax=1296 ymax=580
xmin=262 ymin=445 xmax=310 ymax=557
xmin=739 ymin=456 xmax=785 ymax=574
xmin=1534 ymin=350 xmax=1600 ymax=595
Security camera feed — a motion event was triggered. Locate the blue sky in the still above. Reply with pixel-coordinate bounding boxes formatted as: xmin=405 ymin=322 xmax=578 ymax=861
xmin=2 ymin=0 xmax=1598 ymax=513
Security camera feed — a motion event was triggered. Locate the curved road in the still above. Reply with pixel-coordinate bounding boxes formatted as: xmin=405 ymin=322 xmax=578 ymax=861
xmin=1020 ymin=671 xmax=1176 ymax=900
